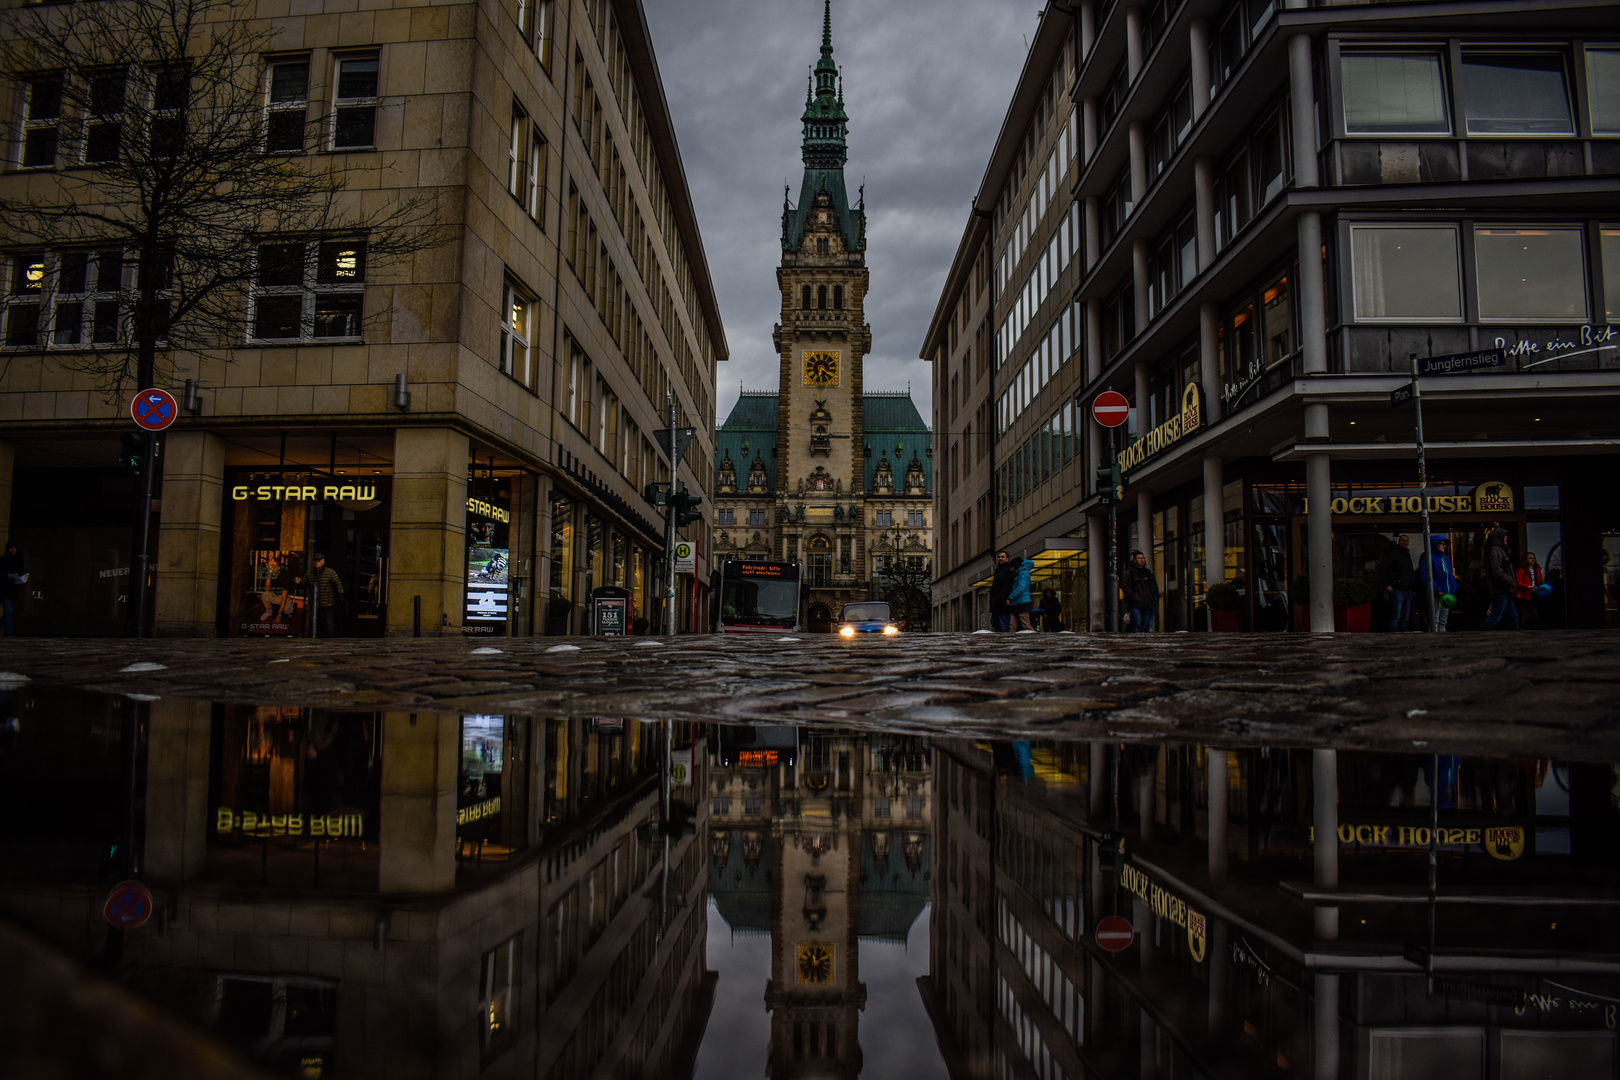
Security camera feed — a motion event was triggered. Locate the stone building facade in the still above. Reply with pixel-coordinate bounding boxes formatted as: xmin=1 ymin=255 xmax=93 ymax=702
xmin=711 ymin=4 xmax=932 ymax=630
xmin=0 ymin=0 xmax=724 ymax=638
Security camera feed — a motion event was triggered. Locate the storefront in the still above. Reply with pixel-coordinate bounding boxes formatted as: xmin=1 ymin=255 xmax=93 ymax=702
xmin=224 ymin=470 xmax=391 ymax=637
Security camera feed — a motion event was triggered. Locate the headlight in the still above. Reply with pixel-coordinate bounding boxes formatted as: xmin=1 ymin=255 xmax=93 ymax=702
xmin=839 ymin=625 xmax=856 ymax=637
xmin=883 ymin=625 xmax=899 ymax=635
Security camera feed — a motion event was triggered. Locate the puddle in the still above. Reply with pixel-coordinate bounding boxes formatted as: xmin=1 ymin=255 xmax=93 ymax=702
xmin=0 ymin=686 xmax=1616 ymax=1078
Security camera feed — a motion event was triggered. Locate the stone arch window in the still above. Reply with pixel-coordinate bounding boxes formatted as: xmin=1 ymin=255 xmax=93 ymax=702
xmin=747 ymin=454 xmax=768 ymax=492
xmin=873 ymin=452 xmax=894 ymax=494
xmin=817 ymin=284 xmax=827 ymax=310
xmin=817 ymin=237 xmax=829 ymax=255
xmin=833 ymin=284 xmax=843 ymax=310
xmin=807 ymin=532 xmax=833 ymax=586
xmin=717 ymin=452 xmax=737 ymax=493
xmin=801 ymin=284 xmax=811 ymax=310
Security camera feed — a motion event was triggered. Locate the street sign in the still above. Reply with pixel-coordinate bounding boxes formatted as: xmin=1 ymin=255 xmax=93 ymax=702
xmin=103 ymin=880 xmax=154 ymax=930
xmin=654 ymin=427 xmax=696 ymax=464
xmin=130 ymin=388 xmax=178 ymax=431
xmin=669 ymin=749 xmax=692 ymax=786
xmin=1092 ymin=391 xmax=1130 ymax=428
xmin=1417 ymin=348 xmax=1505 ymax=377
xmin=1095 ymin=915 xmax=1135 ymax=952
xmin=1390 ymin=383 xmax=1414 ymax=408
xmin=674 ymin=540 xmax=695 ymax=575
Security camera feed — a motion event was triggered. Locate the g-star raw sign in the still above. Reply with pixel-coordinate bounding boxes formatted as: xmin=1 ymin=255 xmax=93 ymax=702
xmin=1117 ymin=384 xmax=1201 ymax=474
xmin=233 ymin=484 xmax=378 ymax=502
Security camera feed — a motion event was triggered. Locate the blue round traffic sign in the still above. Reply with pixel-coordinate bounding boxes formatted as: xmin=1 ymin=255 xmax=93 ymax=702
xmin=103 ymin=880 xmax=154 ymax=929
xmin=131 ymin=388 xmax=178 ymax=431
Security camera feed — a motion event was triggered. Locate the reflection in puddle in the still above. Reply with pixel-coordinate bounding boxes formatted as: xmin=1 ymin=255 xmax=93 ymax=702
xmin=0 ymin=688 xmax=1617 ymax=1078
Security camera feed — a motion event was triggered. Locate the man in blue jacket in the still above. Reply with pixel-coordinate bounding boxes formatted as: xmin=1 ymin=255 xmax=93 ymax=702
xmin=1417 ymin=535 xmax=1459 ymax=632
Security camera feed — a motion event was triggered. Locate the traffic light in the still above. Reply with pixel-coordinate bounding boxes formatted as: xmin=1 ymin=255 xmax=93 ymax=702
xmin=118 ymin=432 xmax=149 ymax=471
xmin=642 ymin=482 xmax=669 ymax=507
xmin=671 ymin=489 xmax=702 ymax=528
xmin=1095 ymin=461 xmax=1119 ymax=507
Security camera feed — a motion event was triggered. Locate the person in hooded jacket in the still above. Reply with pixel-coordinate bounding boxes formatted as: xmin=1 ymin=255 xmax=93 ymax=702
xmin=1477 ymin=527 xmax=1520 ymax=630
xmin=1417 ymin=535 xmax=1459 ymax=632
xmin=1007 ymin=555 xmax=1037 ymax=631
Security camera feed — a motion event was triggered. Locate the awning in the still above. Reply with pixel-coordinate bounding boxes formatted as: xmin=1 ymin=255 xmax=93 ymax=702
xmin=970 ymin=537 xmax=1087 ymax=587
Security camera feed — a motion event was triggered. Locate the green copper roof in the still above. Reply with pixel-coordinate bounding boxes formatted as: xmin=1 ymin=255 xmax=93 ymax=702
xmin=717 ymin=392 xmax=780 ymax=491
xmin=714 ymin=391 xmax=932 ymax=496
xmin=783 ymin=0 xmax=864 ymax=254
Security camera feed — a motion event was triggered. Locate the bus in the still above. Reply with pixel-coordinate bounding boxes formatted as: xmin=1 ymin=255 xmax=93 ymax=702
xmin=710 ymin=559 xmax=803 ymax=634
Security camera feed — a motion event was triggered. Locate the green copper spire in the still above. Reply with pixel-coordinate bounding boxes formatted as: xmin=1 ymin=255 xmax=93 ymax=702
xmin=783 ymin=0 xmax=864 ymax=252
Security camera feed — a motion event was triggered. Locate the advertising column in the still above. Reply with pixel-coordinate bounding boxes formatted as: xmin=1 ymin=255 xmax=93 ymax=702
xmin=464 ymin=494 xmax=511 ymax=635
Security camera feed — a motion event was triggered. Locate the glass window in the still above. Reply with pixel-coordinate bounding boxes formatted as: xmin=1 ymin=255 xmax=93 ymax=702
xmin=1340 ymin=53 xmax=1449 ymax=134
xmin=252 ymin=241 xmax=365 ymax=341
xmin=1474 ymin=227 xmax=1588 ymax=322
xmin=1261 ymin=275 xmax=1292 ymax=365
xmin=1350 ymin=226 xmax=1462 ymax=321
xmin=264 ymin=61 xmax=308 ymax=153
xmin=332 ymin=55 xmax=379 ymax=149
xmin=500 ymin=279 xmax=533 ymax=387
xmin=1603 ymin=228 xmax=1620 ymax=323
xmin=1591 ymin=49 xmax=1620 ymax=135
xmin=1462 ymin=52 xmax=1574 ymax=135
xmin=84 ymin=71 xmax=127 ymax=163
xmin=21 ymin=78 xmax=61 ymax=168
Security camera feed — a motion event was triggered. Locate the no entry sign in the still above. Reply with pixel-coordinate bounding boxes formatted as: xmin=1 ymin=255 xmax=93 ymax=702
xmin=131 ymin=388 xmax=179 ymax=431
xmin=1092 ymin=391 xmax=1130 ymax=429
xmin=1095 ymin=914 xmax=1135 ymax=952
xmin=103 ymin=880 xmax=154 ymax=930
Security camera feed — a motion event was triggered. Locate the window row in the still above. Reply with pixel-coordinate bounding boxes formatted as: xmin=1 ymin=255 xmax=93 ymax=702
xmin=1337 ymin=44 xmax=1620 ymax=140
xmin=18 ymin=65 xmax=190 ymax=168
xmin=507 ymin=102 xmax=549 ymax=225
xmin=999 ymin=301 xmax=1082 ymax=436
xmin=997 ymin=399 xmax=1080 ymax=513
xmin=715 ymin=508 xmax=769 ymax=527
xmin=1349 ymin=222 xmax=1619 ymax=325
xmin=996 ymin=109 xmax=1078 ymax=297
xmin=799 ymin=283 xmax=844 ymax=311
xmin=3 ymin=247 xmax=141 ymax=348
xmin=998 ymin=201 xmax=1081 ymax=368
xmin=564 ymin=334 xmax=663 ymax=493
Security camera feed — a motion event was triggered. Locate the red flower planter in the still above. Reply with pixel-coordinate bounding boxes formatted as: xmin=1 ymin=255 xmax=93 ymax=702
xmin=1211 ymin=609 xmax=1239 ymax=632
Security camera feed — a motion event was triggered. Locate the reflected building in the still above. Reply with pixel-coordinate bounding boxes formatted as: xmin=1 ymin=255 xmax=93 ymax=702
xmin=924 ymin=738 xmax=1620 ymax=1079
xmin=0 ymin=692 xmax=713 ymax=1080
xmin=707 ymin=726 xmax=932 ymax=1079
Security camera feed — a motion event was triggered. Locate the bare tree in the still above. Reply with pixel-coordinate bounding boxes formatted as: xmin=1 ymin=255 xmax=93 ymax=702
xmin=0 ymin=0 xmax=444 ymax=392
xmin=878 ymin=551 xmax=933 ymax=631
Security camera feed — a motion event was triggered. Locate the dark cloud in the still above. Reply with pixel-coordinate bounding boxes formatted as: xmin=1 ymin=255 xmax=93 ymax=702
xmin=644 ymin=0 xmax=1036 ymax=426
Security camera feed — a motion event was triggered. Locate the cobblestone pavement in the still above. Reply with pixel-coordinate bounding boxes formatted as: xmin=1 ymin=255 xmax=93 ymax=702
xmin=2 ymin=631 xmax=1617 ymax=759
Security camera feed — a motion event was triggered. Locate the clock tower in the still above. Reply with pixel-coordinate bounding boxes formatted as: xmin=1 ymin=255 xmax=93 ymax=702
xmin=772 ymin=0 xmax=870 ymax=611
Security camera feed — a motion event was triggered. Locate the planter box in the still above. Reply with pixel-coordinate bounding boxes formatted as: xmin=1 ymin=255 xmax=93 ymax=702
xmin=1211 ymin=609 xmax=1239 ymax=632
xmin=544 ymin=617 xmax=569 ymax=636
xmin=1334 ymin=602 xmax=1372 ymax=633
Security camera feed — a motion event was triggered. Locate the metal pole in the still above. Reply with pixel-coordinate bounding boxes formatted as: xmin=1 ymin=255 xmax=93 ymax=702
xmin=1411 ymin=353 xmax=1437 ymax=633
xmin=1106 ymin=429 xmax=1118 ymax=633
xmin=132 ymin=433 xmax=158 ymax=637
xmin=663 ymin=393 xmax=677 ymax=635
xmin=1426 ymin=752 xmax=1440 ymax=994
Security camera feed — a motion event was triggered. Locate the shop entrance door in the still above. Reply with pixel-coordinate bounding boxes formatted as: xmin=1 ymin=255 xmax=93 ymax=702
xmin=309 ymin=512 xmax=388 ymax=638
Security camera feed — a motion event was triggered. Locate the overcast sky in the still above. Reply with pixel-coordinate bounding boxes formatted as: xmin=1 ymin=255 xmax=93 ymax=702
xmin=643 ymin=0 xmax=1038 ymax=428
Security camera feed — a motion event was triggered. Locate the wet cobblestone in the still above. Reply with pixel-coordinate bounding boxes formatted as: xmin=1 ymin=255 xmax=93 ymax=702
xmin=2 ymin=631 xmax=1618 ymax=758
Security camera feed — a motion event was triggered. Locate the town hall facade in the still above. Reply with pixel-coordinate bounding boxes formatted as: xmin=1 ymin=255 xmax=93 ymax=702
xmin=712 ymin=2 xmax=932 ymax=630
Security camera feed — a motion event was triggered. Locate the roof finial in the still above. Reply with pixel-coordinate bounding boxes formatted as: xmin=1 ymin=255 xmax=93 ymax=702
xmin=822 ymin=0 xmax=832 ymax=54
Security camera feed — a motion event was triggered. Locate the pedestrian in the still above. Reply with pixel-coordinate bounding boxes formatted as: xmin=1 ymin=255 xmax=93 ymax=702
xmin=1122 ymin=550 xmax=1158 ymax=632
xmin=0 ymin=541 xmax=25 ymax=636
xmin=1379 ymin=534 xmax=1417 ymax=632
xmin=1515 ymin=552 xmax=1544 ymax=631
xmin=988 ymin=550 xmax=1015 ymax=632
xmin=1417 ymin=536 xmax=1459 ymax=632
xmin=1007 ymin=554 xmax=1037 ymax=631
xmin=307 ymin=553 xmax=345 ymax=638
xmin=1040 ymin=587 xmax=1064 ymax=631
xmin=1477 ymin=528 xmax=1519 ymax=630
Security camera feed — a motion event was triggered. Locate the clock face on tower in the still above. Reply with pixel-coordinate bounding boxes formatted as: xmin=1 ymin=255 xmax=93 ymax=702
xmin=796 ymin=942 xmax=834 ymax=984
xmin=803 ymin=350 xmax=839 ymax=386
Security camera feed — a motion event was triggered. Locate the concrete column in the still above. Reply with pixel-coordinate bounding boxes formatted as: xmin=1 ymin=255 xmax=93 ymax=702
xmin=1206 ymin=749 xmax=1228 ymax=881
xmin=152 ymin=431 xmax=226 ymax=637
xmin=378 ymin=712 xmax=459 ymax=893
xmin=1089 ymin=510 xmax=1106 ymax=633
xmin=1315 ymin=973 xmax=1341 ymax=1080
xmin=1194 ymin=158 xmax=1217 ymax=271
xmin=1199 ymin=302 xmax=1222 ymax=421
xmin=1128 ymin=121 xmax=1148 ymax=206
xmin=1084 ymin=198 xmax=1101 ymax=270
xmin=1305 ymin=403 xmax=1333 ymax=632
xmin=1189 ymin=19 xmax=1212 ymax=118
xmin=143 ymin=698 xmax=213 ymax=884
xmin=1134 ymin=360 xmax=1151 ymax=434
xmin=1136 ymin=763 xmax=1153 ymax=841
xmin=389 ymin=427 xmax=470 ymax=635
xmin=1132 ymin=239 xmax=1150 ymax=333
xmin=1085 ymin=298 xmax=1103 ymax=380
xmin=1208 ymin=915 xmax=1231 ymax=1036
xmin=1125 ymin=6 xmax=1144 ymax=81
xmin=1090 ymin=741 xmax=1108 ymax=817
xmin=1137 ymin=493 xmax=1153 ymax=575
xmin=1312 ymin=748 xmax=1339 ymax=938
xmin=1080 ymin=0 xmax=1096 ymax=57
xmin=0 ymin=439 xmax=13 ymax=541
xmin=1288 ymin=35 xmax=1319 ymax=188
xmin=1298 ymin=211 xmax=1328 ymax=374
xmin=1082 ymin=97 xmax=1099 ymax=162
xmin=1204 ymin=455 xmax=1225 ymax=589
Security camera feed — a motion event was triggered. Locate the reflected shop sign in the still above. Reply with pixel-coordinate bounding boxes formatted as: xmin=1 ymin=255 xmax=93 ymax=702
xmin=215 ymin=809 xmax=365 ymax=837
xmin=1309 ymin=822 xmax=1525 ymax=860
xmin=1119 ymin=863 xmax=1208 ymax=962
